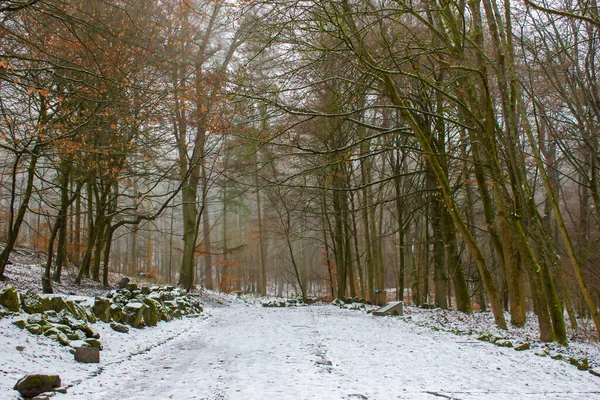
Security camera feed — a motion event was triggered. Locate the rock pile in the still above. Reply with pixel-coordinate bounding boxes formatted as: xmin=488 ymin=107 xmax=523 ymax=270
xmin=0 ymin=284 xmax=203 ymax=353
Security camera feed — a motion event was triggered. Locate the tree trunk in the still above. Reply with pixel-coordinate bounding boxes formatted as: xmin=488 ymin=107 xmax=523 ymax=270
xmin=0 ymin=146 xmax=41 ymax=279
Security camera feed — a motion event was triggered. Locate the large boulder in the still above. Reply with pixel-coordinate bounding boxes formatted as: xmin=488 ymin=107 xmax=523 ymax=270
xmin=13 ymin=374 xmax=61 ymax=397
xmin=0 ymin=285 xmax=21 ymax=312
xmin=122 ymin=302 xmax=147 ymax=328
xmin=142 ymin=298 xmax=159 ymax=327
xmin=92 ymin=297 xmax=111 ymax=323
xmin=20 ymin=289 xmax=47 ymax=314
xmin=110 ymin=304 xmax=124 ymax=322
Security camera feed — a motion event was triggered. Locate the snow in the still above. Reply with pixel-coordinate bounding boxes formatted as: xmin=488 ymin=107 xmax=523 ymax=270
xmin=2 ymin=299 xmax=599 ymax=400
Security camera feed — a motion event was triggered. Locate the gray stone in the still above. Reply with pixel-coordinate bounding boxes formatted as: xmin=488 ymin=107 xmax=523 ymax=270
xmin=93 ymin=297 xmax=111 ymax=323
xmin=0 ymin=285 xmax=20 ymax=312
xmin=372 ymin=301 xmax=404 ymax=317
xmin=74 ymin=346 xmax=100 ymax=363
xmin=141 ymin=286 xmax=151 ymax=295
xmin=110 ymin=322 xmax=129 ymax=333
xmin=21 ymin=289 xmax=47 ymax=314
xmin=13 ymin=374 xmax=61 ymax=397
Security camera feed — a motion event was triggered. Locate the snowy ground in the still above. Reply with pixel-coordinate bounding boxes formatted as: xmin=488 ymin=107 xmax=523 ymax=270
xmin=2 ymin=298 xmax=599 ymax=400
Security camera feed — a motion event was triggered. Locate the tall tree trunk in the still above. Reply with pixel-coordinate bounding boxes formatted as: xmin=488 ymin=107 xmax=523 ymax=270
xmin=52 ymin=163 xmax=72 ymax=283
xmin=0 ymin=146 xmax=41 ymax=279
xmin=255 ymin=158 xmax=267 ymax=296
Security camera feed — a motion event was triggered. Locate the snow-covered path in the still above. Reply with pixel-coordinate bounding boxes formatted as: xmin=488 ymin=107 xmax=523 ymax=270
xmin=57 ymin=304 xmax=599 ymax=400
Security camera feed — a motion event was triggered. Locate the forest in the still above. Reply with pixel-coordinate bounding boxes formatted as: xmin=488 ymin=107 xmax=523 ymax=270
xmin=0 ymin=0 xmax=598 ymax=345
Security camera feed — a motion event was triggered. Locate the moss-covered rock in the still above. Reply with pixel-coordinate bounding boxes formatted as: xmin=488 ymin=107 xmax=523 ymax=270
xmin=48 ymin=296 xmax=67 ymax=313
xmin=570 ymin=357 xmax=589 ymax=371
xmin=52 ymin=323 xmax=73 ymax=335
xmin=110 ymin=322 xmax=129 ymax=333
xmin=20 ymin=289 xmax=46 ymax=314
xmin=13 ymin=374 xmax=61 ymax=398
xmin=84 ymin=306 xmax=97 ymax=323
xmin=12 ymin=318 xmax=27 ymax=329
xmin=514 ymin=343 xmax=530 ymax=351
xmin=123 ymin=302 xmax=147 ymax=328
xmin=157 ymin=302 xmax=173 ymax=322
xmin=92 ymin=297 xmax=111 ymax=323
xmin=126 ymin=283 xmax=139 ymax=292
xmin=495 ymin=339 xmax=513 ymax=348
xmin=110 ymin=304 xmax=124 ymax=323
xmin=112 ymin=293 xmax=129 ymax=306
xmin=142 ymin=298 xmax=159 ymax=327
xmin=43 ymin=327 xmax=60 ymax=339
xmin=85 ymin=338 xmax=102 ymax=350
xmin=64 ymin=300 xmax=87 ymax=321
xmin=0 ymin=285 xmax=20 ymax=312
xmin=26 ymin=324 xmax=43 ymax=335
xmin=56 ymin=331 xmax=70 ymax=346
xmin=67 ymin=329 xmax=87 ymax=341
xmin=27 ymin=313 xmax=50 ymax=328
